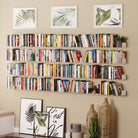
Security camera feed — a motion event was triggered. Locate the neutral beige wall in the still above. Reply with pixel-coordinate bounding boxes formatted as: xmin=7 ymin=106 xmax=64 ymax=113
xmin=0 ymin=0 xmax=138 ymax=137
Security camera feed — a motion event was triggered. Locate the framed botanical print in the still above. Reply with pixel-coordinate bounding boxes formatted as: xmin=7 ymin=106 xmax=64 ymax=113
xmin=19 ymin=98 xmax=43 ymax=134
xmin=34 ymin=111 xmax=49 ymax=136
xmin=46 ymin=106 xmax=66 ymax=138
xmin=13 ymin=8 xmax=37 ymax=29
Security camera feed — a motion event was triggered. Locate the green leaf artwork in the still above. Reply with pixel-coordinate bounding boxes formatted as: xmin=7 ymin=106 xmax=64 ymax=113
xmin=52 ymin=6 xmax=77 ymax=28
xmin=13 ymin=8 xmax=36 ymax=29
xmin=34 ymin=112 xmax=48 ymax=136
xmin=95 ymin=5 xmax=122 ymax=27
xmin=15 ymin=9 xmax=35 ymax=27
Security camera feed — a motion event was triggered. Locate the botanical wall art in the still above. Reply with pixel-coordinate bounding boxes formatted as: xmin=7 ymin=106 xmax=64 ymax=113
xmin=34 ymin=112 xmax=49 ymax=136
xmin=20 ymin=98 xmax=42 ymax=134
xmin=46 ymin=106 xmax=66 ymax=138
xmin=51 ymin=6 xmax=77 ymax=28
xmin=94 ymin=4 xmax=122 ymax=28
xmin=13 ymin=8 xmax=37 ymax=29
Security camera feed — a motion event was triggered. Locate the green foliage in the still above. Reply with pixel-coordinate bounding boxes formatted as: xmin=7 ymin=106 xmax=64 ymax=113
xmin=15 ymin=9 xmax=35 ymax=27
xmin=114 ymin=35 xmax=127 ymax=42
xmin=53 ymin=8 xmax=76 ymax=26
xmin=89 ymin=115 xmax=98 ymax=138
xmin=35 ymin=112 xmax=48 ymax=127
xmin=96 ymin=8 xmax=111 ymax=25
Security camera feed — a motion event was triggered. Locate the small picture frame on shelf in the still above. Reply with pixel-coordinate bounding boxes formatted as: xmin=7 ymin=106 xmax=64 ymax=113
xmin=19 ymin=98 xmax=43 ymax=135
xmin=34 ymin=111 xmax=49 ymax=136
xmin=46 ymin=106 xmax=66 ymax=138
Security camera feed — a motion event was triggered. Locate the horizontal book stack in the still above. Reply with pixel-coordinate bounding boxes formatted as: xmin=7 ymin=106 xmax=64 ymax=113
xmin=7 ymin=77 xmax=51 ymax=91
xmin=7 ymin=34 xmax=120 ymax=48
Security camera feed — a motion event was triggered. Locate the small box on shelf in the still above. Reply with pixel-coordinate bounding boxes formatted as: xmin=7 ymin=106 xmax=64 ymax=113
xmin=122 ymin=42 xmax=127 ymax=48
xmin=122 ymin=58 xmax=127 ymax=64
xmin=122 ymin=74 xmax=127 ymax=80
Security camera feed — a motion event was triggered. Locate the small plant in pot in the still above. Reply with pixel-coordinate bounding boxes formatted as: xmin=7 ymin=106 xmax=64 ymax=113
xmin=114 ymin=35 xmax=127 ymax=47
xmin=89 ymin=115 xmax=99 ymax=138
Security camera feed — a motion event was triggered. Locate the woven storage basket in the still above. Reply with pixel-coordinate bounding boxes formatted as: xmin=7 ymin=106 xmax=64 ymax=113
xmin=85 ymin=104 xmax=97 ymax=136
xmin=98 ymin=98 xmax=113 ymax=138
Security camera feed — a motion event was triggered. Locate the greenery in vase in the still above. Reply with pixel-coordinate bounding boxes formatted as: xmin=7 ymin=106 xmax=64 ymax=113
xmin=89 ymin=115 xmax=99 ymax=138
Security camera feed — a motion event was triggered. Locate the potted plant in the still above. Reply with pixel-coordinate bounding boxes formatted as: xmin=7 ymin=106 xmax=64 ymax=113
xmin=89 ymin=115 xmax=99 ymax=138
xmin=114 ymin=35 xmax=127 ymax=48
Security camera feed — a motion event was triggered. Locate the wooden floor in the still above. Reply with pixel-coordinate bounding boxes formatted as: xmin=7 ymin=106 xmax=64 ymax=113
xmin=0 ymin=133 xmax=55 ymax=138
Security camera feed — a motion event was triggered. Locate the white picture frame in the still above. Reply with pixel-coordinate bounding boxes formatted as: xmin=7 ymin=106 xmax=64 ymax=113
xmin=46 ymin=106 xmax=66 ymax=138
xmin=94 ymin=4 xmax=122 ymax=28
xmin=51 ymin=6 xmax=77 ymax=28
xmin=13 ymin=8 xmax=37 ymax=29
xmin=34 ymin=111 xmax=49 ymax=136
xmin=19 ymin=98 xmax=42 ymax=135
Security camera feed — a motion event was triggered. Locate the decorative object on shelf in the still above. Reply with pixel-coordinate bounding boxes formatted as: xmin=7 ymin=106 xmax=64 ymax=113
xmin=114 ymin=35 xmax=127 ymax=48
xmin=94 ymin=4 xmax=122 ymax=28
xmin=70 ymin=123 xmax=81 ymax=132
xmin=51 ymin=6 xmax=77 ymax=28
xmin=89 ymin=115 xmax=99 ymax=138
xmin=85 ymin=104 xmax=97 ymax=136
xmin=13 ymin=8 xmax=37 ymax=29
xmin=19 ymin=98 xmax=43 ymax=135
xmin=34 ymin=111 xmax=49 ymax=136
xmin=98 ymin=98 xmax=113 ymax=138
xmin=46 ymin=106 xmax=66 ymax=138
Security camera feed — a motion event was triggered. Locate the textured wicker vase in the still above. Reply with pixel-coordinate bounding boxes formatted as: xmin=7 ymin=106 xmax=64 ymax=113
xmin=98 ymin=98 xmax=113 ymax=138
xmin=85 ymin=104 xmax=97 ymax=136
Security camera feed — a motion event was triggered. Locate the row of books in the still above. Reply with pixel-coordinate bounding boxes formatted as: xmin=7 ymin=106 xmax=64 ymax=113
xmin=100 ymin=81 xmax=123 ymax=96
xmin=7 ymin=63 xmax=124 ymax=80
xmin=54 ymin=80 xmax=70 ymax=92
xmin=7 ymin=34 xmax=120 ymax=48
xmin=7 ymin=49 xmax=82 ymax=63
xmin=7 ymin=76 xmax=124 ymax=96
xmin=85 ymin=50 xmax=126 ymax=64
xmin=7 ymin=77 xmax=51 ymax=91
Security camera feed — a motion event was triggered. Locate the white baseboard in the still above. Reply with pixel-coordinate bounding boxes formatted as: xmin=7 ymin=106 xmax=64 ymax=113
xmin=14 ymin=127 xmax=19 ymax=133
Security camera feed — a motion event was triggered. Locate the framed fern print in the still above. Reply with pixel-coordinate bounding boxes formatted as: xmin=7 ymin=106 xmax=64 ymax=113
xmin=13 ymin=8 xmax=37 ymax=29
xmin=34 ymin=112 xmax=49 ymax=136
xmin=19 ymin=98 xmax=42 ymax=134
xmin=51 ymin=6 xmax=77 ymax=28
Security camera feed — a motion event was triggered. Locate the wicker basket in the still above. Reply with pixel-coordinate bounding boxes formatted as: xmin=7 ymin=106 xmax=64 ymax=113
xmin=98 ymin=98 xmax=113 ymax=138
xmin=85 ymin=104 xmax=97 ymax=136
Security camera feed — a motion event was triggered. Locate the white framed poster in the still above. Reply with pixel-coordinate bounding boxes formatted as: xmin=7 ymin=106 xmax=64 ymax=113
xmin=51 ymin=6 xmax=77 ymax=28
xmin=19 ymin=98 xmax=42 ymax=134
xmin=46 ymin=106 xmax=66 ymax=138
xmin=94 ymin=4 xmax=122 ymax=28
xmin=13 ymin=8 xmax=37 ymax=29
xmin=34 ymin=111 xmax=49 ymax=136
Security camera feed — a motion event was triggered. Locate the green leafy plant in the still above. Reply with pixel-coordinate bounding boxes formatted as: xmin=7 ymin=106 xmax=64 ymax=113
xmin=114 ymin=35 xmax=127 ymax=42
xmin=89 ymin=116 xmax=99 ymax=138
xmin=35 ymin=112 xmax=48 ymax=127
